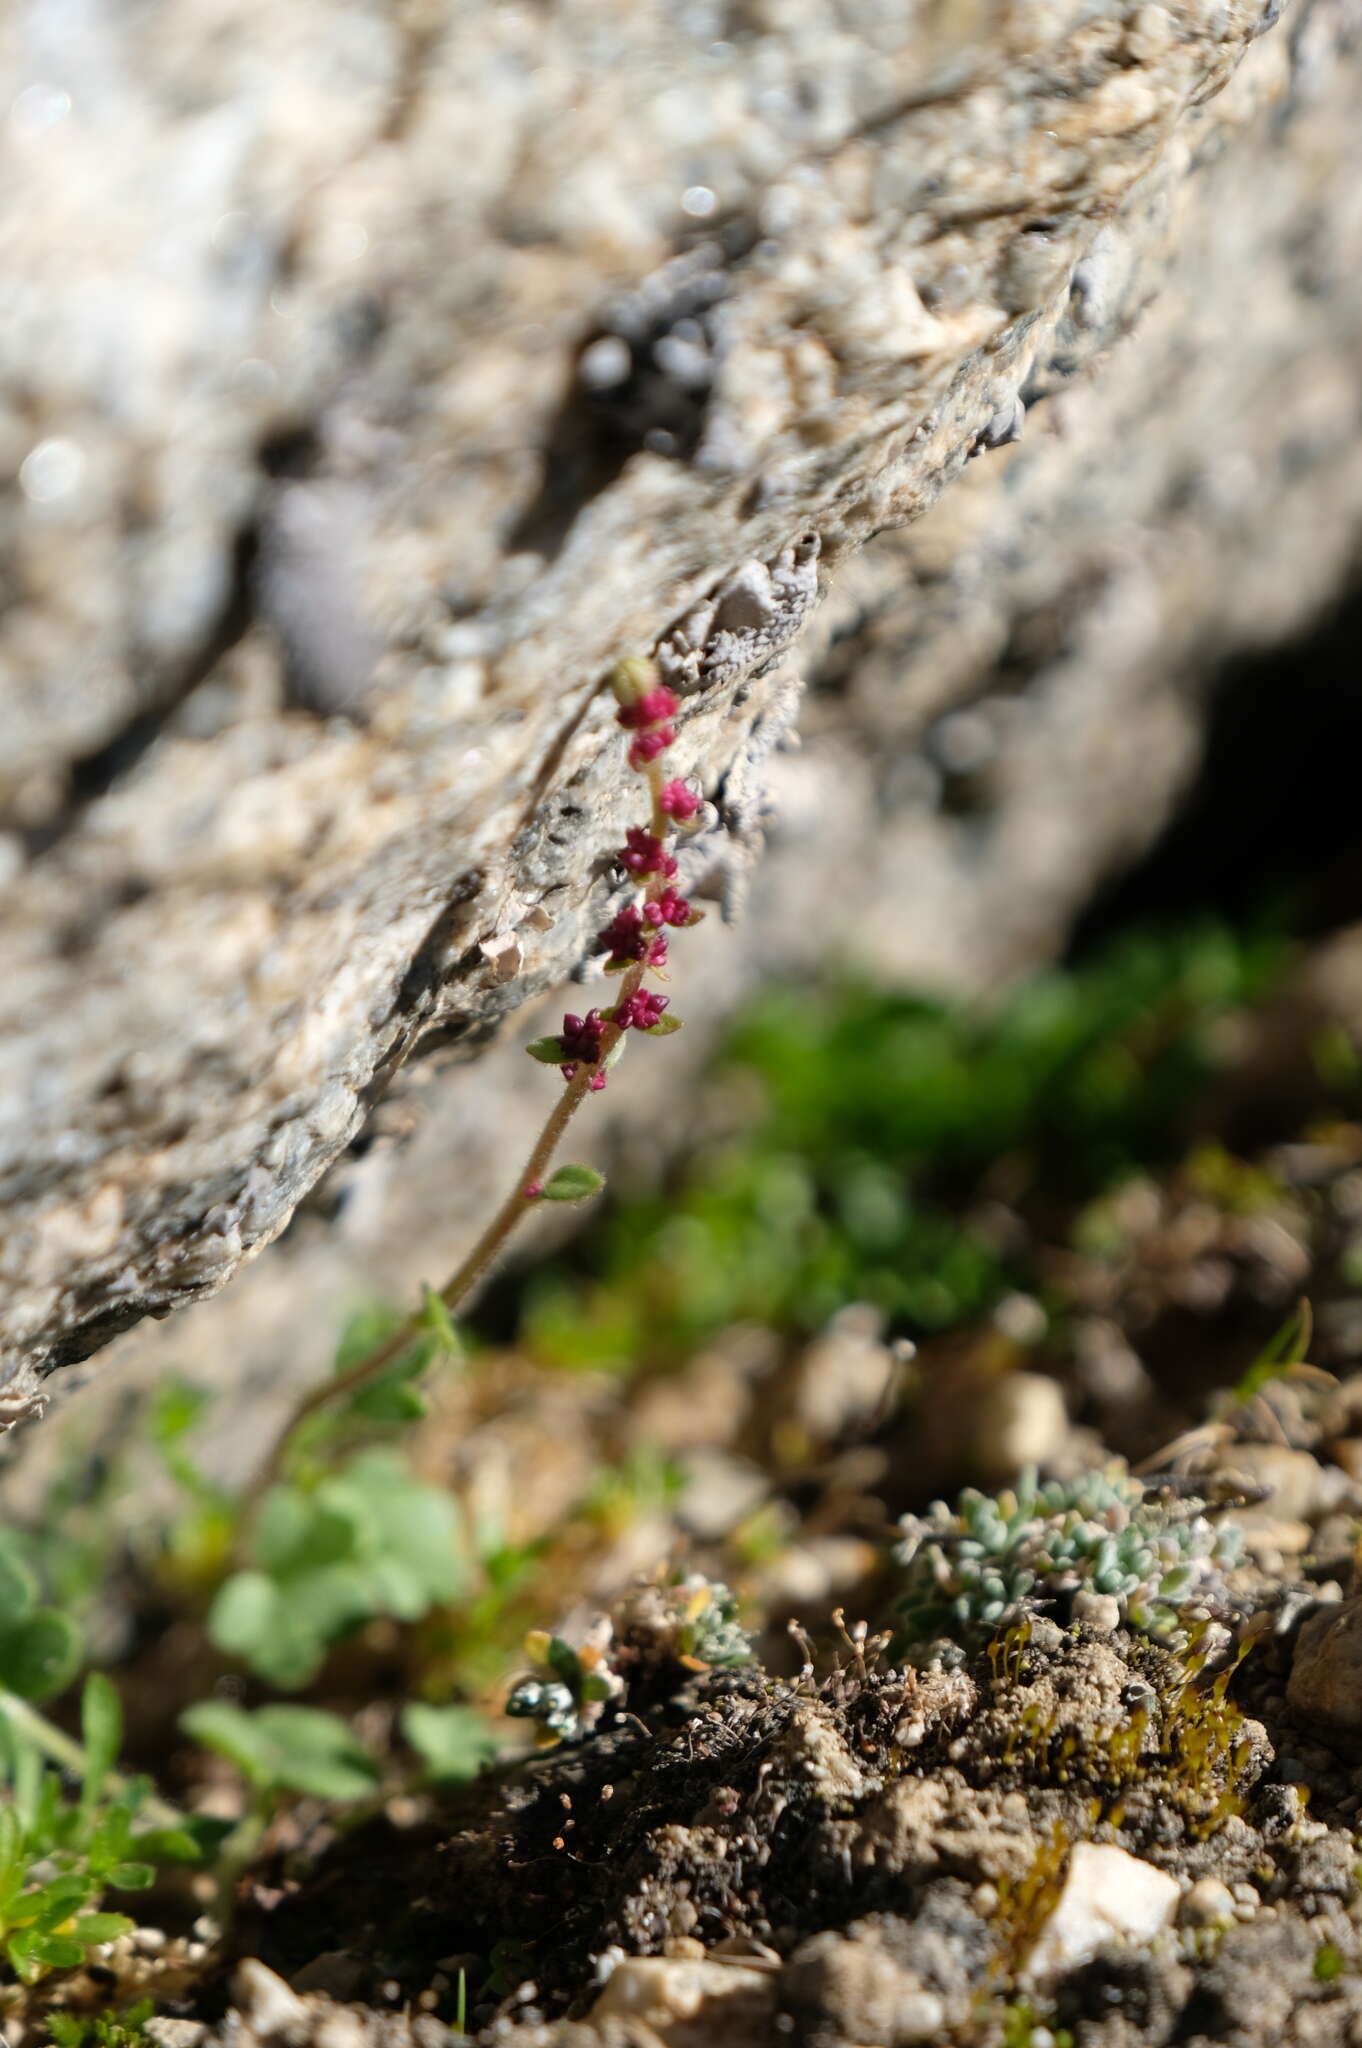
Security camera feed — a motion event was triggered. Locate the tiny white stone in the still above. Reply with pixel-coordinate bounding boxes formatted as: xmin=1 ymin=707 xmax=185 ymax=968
xmin=19 ymin=437 xmax=85 ymax=504
xmin=1024 ymin=1842 xmax=1179 ymax=1982
xmin=899 ymin=1989 xmax=945 ymax=2039
xmin=232 ymin=1957 xmax=310 ymax=2034
xmin=578 ymin=335 xmax=632 ymax=389
xmin=1180 ymin=1877 xmax=1236 ymax=1928
xmin=10 ymin=82 xmax=72 ymax=137
xmin=681 ymin=184 xmax=717 ymax=218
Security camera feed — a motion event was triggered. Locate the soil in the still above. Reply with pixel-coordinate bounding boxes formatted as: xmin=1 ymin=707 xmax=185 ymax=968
xmin=195 ymin=1371 xmax=1362 ymax=2048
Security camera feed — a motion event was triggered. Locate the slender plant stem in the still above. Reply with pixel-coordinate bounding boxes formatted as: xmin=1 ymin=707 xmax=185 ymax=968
xmin=238 ymin=960 xmax=650 ymax=1531
xmin=0 ymin=1688 xmax=186 ymax=1828
xmin=236 ymin=723 xmax=686 ymax=1537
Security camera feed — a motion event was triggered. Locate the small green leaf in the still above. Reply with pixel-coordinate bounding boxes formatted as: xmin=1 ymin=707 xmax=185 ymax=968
xmin=249 ymin=1707 xmax=380 ymax=1801
xmin=400 ymin=1703 xmax=498 ymax=1785
xmin=7 ymin=1933 xmax=46 ymax=1984
xmin=18 ymin=1874 xmax=91 ymax=1929
xmin=352 ymin=1377 xmax=428 ymax=1423
xmin=180 ymin=1701 xmax=274 ymax=1789
xmin=603 ymin=1035 xmax=628 ymax=1070
xmin=545 ymin=1636 xmax=581 ymax=1684
xmin=80 ymin=1673 xmax=122 ymax=1807
xmin=181 ymin=1701 xmax=378 ymax=1802
xmin=418 ymin=1286 xmax=461 ymax=1356
xmin=0 ymin=1609 xmax=83 ymax=1701
xmin=72 ymin=1912 xmax=135 ymax=1943
xmin=640 ymin=1012 xmax=682 ymax=1036
xmin=0 ymin=1804 xmax=21 ymax=1880
xmin=133 ymin=1823 xmax=212 ymax=1864
xmin=207 ymin=1570 xmax=281 ymax=1660
xmin=525 ymin=1036 xmax=566 ymax=1065
xmin=255 ymin=1491 xmax=360 ymax=1576
xmin=106 ymin=1861 xmax=155 ymax=1890
xmin=332 ymin=1303 xmax=404 ymax=1374
xmin=0 ymin=1551 xmax=36 ymax=1629
xmin=540 ymin=1165 xmax=606 ymax=1203
xmin=212 ymin=1554 xmax=368 ymax=1687
xmin=29 ymin=1933 xmax=87 ymax=1966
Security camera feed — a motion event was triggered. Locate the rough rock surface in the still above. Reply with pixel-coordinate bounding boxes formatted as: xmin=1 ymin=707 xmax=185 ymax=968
xmin=4 ymin=0 xmax=1362 ymax=1396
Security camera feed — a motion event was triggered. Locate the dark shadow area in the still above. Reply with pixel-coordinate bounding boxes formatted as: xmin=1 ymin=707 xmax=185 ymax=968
xmin=1071 ymin=571 xmax=1362 ymax=952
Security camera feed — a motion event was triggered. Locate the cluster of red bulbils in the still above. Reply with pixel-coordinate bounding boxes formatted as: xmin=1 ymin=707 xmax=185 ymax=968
xmin=542 ymin=672 xmax=704 ymax=1092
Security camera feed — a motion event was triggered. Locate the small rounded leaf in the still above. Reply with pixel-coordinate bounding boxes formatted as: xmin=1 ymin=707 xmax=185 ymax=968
xmin=400 ymin=1703 xmax=498 ymax=1785
xmin=525 ymin=1036 xmax=567 ymax=1065
xmin=73 ymin=1913 xmax=135 ymax=1943
xmin=418 ymin=1285 xmax=461 ymax=1355
xmin=0 ymin=1551 xmax=36 ymax=1629
xmin=0 ymin=1610 xmax=82 ymax=1702
xmin=541 ymin=1165 xmax=606 ymax=1203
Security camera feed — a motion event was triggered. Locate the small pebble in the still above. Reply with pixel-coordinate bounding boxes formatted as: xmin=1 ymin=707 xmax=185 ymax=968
xmin=1180 ymin=1878 xmax=1236 ymax=1928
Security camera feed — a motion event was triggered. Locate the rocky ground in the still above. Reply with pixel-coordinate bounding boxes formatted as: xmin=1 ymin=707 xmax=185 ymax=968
xmin=8 ymin=916 xmax=1362 ymax=2048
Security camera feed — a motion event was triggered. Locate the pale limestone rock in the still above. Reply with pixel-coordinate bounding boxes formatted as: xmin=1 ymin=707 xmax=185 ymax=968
xmin=232 ymin=1957 xmax=313 ymax=2042
xmin=588 ymin=1955 xmax=774 ymax=2048
xmin=1022 ymin=1841 xmax=1180 ymax=1982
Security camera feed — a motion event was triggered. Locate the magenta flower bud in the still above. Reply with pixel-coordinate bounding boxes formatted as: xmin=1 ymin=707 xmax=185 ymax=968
xmin=628 ymin=726 xmax=675 ymax=768
xmin=620 ymin=828 xmax=678 ymax=879
xmin=659 ymin=779 xmax=701 ymax=821
xmin=588 ymin=1071 xmax=608 ymax=1091
xmin=615 ymin=989 xmax=670 ymax=1031
xmin=616 ymin=685 xmax=680 ymax=731
xmin=643 ymin=885 xmax=692 ymax=929
xmin=599 ymin=902 xmax=644 ymax=959
xmin=559 ymin=1009 xmax=606 ymax=1064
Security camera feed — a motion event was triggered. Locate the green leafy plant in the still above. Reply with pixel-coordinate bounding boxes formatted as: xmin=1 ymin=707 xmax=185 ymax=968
xmin=179 ymin=1702 xmax=379 ymax=1803
xmin=895 ymin=1466 xmax=1243 ymax=1655
xmin=0 ymin=1676 xmax=201 ymax=1986
xmin=50 ymin=2000 xmax=154 ymax=2047
xmin=671 ymin=1578 xmax=754 ymax=1670
xmin=207 ymin=1448 xmax=468 ymax=1689
xmin=505 ymin=1633 xmax=620 ymax=1743
xmin=505 ymin=1575 xmax=754 ymax=1744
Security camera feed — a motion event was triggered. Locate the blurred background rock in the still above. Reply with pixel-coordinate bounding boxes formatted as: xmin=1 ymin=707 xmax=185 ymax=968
xmin=3 ymin=0 xmax=1362 ymax=1459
